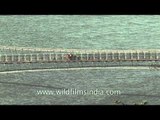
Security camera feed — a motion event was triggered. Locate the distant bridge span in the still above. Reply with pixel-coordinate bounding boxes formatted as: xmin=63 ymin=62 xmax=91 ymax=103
xmin=0 ymin=46 xmax=160 ymax=70
xmin=0 ymin=46 xmax=160 ymax=64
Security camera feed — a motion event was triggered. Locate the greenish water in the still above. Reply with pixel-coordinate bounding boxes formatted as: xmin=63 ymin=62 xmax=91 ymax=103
xmin=0 ymin=15 xmax=160 ymax=50
xmin=0 ymin=15 xmax=160 ymax=105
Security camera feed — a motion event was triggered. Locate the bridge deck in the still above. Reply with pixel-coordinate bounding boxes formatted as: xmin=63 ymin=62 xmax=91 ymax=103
xmin=0 ymin=52 xmax=160 ymax=64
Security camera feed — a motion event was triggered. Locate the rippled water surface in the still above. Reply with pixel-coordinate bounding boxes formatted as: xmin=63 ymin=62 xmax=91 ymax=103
xmin=0 ymin=15 xmax=160 ymax=105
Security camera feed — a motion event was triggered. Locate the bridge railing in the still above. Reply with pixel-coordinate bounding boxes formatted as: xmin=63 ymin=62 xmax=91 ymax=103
xmin=0 ymin=51 xmax=160 ymax=64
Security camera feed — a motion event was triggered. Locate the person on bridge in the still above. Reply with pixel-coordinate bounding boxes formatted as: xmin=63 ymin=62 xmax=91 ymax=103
xmin=65 ymin=53 xmax=80 ymax=61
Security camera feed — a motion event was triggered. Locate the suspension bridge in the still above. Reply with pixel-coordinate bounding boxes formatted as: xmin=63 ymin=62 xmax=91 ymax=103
xmin=0 ymin=45 xmax=160 ymax=70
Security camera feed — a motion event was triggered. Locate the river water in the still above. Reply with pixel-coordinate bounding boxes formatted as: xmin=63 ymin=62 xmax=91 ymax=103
xmin=0 ymin=15 xmax=160 ymax=105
